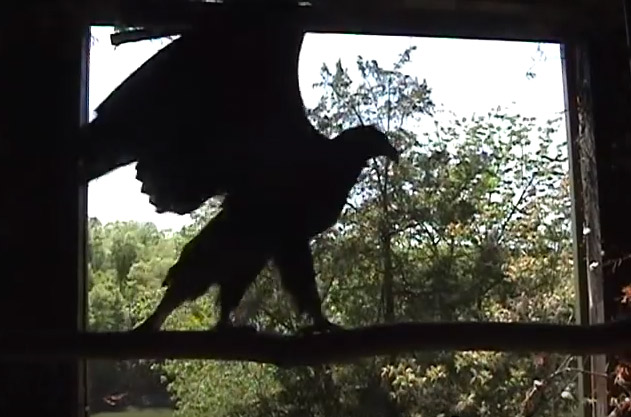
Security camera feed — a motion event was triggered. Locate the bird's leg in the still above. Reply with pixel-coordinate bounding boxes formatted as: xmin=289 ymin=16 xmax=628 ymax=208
xmin=210 ymin=284 xmax=258 ymax=334
xmin=294 ymin=294 xmax=344 ymax=335
xmin=298 ymin=313 xmax=344 ymax=336
xmin=274 ymin=240 xmax=344 ymax=336
xmin=133 ymin=316 xmax=163 ymax=333
xmin=211 ymin=315 xmax=239 ymax=332
xmin=132 ymin=286 xmax=185 ymax=333
xmin=211 ymin=315 xmax=258 ymax=335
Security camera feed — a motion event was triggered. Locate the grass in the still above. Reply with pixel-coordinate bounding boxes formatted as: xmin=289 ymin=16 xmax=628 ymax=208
xmin=91 ymin=408 xmax=173 ymax=417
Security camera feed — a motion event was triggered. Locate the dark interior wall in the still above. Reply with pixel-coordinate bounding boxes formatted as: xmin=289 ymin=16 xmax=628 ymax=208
xmin=570 ymin=26 xmax=631 ymax=417
xmin=0 ymin=13 xmax=87 ymax=417
xmin=587 ymin=29 xmax=631 ymax=323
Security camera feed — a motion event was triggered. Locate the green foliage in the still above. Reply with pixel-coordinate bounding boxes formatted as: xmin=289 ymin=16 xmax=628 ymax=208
xmin=89 ymin=269 xmax=128 ymax=331
xmin=87 ymin=219 xmax=178 ymax=411
xmin=88 ymin=46 xmax=577 ymax=417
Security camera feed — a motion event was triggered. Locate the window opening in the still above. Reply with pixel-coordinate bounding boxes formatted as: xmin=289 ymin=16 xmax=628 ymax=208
xmin=86 ymin=26 xmax=578 ymax=417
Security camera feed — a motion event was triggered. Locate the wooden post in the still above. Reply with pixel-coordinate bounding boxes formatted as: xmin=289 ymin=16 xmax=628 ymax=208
xmin=0 ymin=5 xmax=89 ymax=417
xmin=575 ymin=40 xmax=608 ymax=417
xmin=561 ymin=42 xmax=593 ymax=417
xmin=567 ymin=27 xmax=631 ymax=417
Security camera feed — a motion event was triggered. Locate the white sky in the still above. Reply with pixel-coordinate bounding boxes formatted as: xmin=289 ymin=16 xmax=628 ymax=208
xmin=87 ymin=26 xmax=567 ymax=231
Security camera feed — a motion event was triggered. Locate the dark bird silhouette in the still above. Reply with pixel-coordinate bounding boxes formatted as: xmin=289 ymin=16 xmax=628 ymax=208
xmin=82 ymin=17 xmax=399 ymax=333
xmin=135 ymin=124 xmax=398 ymax=333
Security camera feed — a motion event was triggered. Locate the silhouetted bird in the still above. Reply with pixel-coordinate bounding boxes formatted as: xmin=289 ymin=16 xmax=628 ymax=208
xmin=135 ymin=124 xmax=397 ymax=333
xmin=82 ymin=17 xmax=399 ymax=333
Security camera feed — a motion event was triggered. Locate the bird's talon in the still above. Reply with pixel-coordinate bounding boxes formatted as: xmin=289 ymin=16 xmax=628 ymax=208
xmin=212 ymin=323 xmax=258 ymax=334
xmin=132 ymin=321 xmax=158 ymax=333
xmin=298 ymin=321 xmax=343 ymax=336
xmin=234 ymin=325 xmax=259 ymax=334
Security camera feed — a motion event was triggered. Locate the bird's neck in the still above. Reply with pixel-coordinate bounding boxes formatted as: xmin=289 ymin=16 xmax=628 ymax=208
xmin=333 ymin=136 xmax=370 ymax=163
xmin=340 ymin=161 xmax=366 ymax=185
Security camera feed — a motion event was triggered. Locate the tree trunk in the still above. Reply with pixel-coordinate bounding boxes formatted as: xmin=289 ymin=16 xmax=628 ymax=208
xmin=380 ymin=165 xmax=395 ymax=324
xmin=381 ymin=230 xmax=395 ymax=323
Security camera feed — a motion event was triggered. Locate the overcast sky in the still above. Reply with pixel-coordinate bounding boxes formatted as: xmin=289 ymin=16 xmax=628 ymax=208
xmin=87 ymin=26 xmax=567 ymax=231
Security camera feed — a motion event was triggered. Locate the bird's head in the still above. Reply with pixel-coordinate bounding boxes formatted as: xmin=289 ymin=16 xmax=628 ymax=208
xmin=334 ymin=125 xmax=399 ymax=164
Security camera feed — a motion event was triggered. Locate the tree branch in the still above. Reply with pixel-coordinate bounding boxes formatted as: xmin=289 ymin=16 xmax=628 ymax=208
xmin=3 ymin=320 xmax=631 ymax=364
xmin=520 ymin=355 xmax=574 ymax=417
xmin=110 ymin=27 xmax=185 ymax=46
xmin=497 ymin=172 xmax=537 ymax=243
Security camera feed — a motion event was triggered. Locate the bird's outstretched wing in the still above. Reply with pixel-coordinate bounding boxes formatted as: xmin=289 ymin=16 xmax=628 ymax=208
xmin=82 ymin=16 xmax=322 ymax=214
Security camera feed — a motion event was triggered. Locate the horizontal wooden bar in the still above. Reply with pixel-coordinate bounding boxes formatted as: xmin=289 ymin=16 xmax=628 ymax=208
xmin=89 ymin=0 xmax=619 ymax=42
xmin=2 ymin=321 xmax=631 ymax=364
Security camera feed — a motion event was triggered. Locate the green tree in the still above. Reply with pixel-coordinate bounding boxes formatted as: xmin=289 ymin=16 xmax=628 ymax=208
xmin=87 ymin=219 xmax=176 ymax=412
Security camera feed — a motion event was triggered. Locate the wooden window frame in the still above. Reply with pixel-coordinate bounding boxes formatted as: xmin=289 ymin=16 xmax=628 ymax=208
xmin=5 ymin=2 xmax=627 ymax=417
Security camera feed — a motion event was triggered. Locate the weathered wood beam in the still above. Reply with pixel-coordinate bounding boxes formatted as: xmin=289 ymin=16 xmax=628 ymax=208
xmin=88 ymin=0 xmax=619 ymax=42
xmin=574 ymin=40 xmax=609 ymax=417
xmin=0 ymin=6 xmax=89 ymax=416
xmin=562 ymin=42 xmax=592 ymax=417
xmin=3 ymin=321 xmax=631 ymax=364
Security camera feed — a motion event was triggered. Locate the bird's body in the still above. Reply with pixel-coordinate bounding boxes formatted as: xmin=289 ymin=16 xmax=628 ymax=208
xmin=83 ymin=18 xmax=399 ymax=333
xmin=136 ymin=129 xmax=396 ymax=332
xmin=225 ymin=138 xmax=376 ymax=237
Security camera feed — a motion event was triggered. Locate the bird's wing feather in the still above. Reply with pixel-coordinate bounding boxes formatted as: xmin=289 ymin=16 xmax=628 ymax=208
xmin=82 ymin=17 xmax=322 ymax=214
